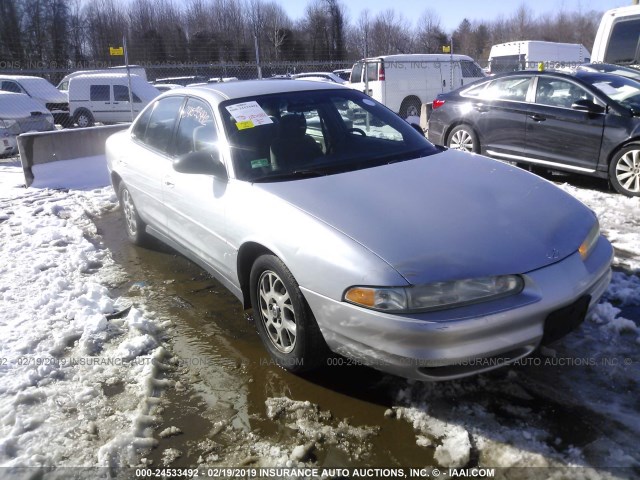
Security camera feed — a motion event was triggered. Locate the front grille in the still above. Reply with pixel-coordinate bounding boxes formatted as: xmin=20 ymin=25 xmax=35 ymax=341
xmin=46 ymin=102 xmax=69 ymax=112
xmin=542 ymin=295 xmax=591 ymax=344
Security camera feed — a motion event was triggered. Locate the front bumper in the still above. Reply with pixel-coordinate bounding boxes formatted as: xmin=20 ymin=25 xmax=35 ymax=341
xmin=302 ymin=236 xmax=613 ymax=381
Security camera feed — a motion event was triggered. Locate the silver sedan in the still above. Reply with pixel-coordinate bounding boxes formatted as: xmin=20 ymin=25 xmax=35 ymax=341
xmin=106 ymin=80 xmax=613 ymax=381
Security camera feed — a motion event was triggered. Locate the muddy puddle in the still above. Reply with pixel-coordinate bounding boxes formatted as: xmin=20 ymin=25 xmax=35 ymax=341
xmin=95 ymin=211 xmax=431 ymax=468
xmin=94 ymin=209 xmax=640 ymax=475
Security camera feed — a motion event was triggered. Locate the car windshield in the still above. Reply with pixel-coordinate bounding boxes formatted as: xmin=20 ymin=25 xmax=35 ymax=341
xmin=219 ymin=89 xmax=437 ymax=182
xmin=582 ymin=74 xmax=640 ymax=111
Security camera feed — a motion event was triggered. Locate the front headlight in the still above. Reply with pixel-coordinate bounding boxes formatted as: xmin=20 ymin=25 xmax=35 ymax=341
xmin=344 ymin=275 xmax=524 ymax=313
xmin=579 ymin=220 xmax=600 ymax=260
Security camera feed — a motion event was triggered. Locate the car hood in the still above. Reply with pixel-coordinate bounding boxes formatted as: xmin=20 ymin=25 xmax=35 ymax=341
xmin=256 ymin=150 xmax=596 ymax=285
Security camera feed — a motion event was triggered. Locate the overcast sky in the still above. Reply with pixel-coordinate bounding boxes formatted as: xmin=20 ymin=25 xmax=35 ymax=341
xmin=278 ymin=0 xmax=628 ymax=31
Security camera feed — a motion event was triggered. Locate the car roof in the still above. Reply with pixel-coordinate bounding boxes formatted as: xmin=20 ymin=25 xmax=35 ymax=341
xmin=178 ymin=79 xmax=347 ymax=101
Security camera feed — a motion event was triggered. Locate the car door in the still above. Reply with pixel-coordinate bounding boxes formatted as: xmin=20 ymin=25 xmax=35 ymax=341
xmin=121 ymin=95 xmax=185 ymax=231
xmin=162 ymin=97 xmax=232 ymax=278
xmin=89 ymin=84 xmax=112 ymax=123
xmin=113 ymin=84 xmax=141 ymax=123
xmin=472 ymin=75 xmax=533 ymax=158
xmin=524 ymin=76 xmax=605 ymax=172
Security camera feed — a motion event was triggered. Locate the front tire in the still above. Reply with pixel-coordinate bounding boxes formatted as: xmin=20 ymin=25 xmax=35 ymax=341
xmin=448 ymin=125 xmax=479 ymax=153
xmin=250 ymin=255 xmax=327 ymax=372
xmin=118 ymin=183 xmax=151 ymax=246
xmin=609 ymin=145 xmax=640 ymax=197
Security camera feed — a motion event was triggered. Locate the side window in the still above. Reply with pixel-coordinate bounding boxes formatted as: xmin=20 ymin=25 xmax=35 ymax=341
xmin=141 ymin=96 xmax=184 ymax=153
xmin=90 ymin=85 xmax=110 ymax=101
xmin=174 ymin=98 xmax=216 ymax=157
xmin=351 ymin=62 xmax=363 ymax=83
xmin=535 ymin=78 xmax=595 ymax=108
xmin=366 ymin=62 xmax=378 ymax=82
xmin=114 ymin=85 xmax=129 ymax=102
xmin=461 ymin=82 xmax=488 ymax=98
xmin=605 ymin=19 xmax=640 ymax=64
xmin=114 ymin=85 xmax=142 ymax=103
xmin=485 ymin=77 xmax=532 ymax=102
xmin=131 ymin=105 xmax=153 ymax=142
xmin=1 ymin=81 xmax=22 ymax=93
xmin=461 ymin=61 xmax=484 ymax=78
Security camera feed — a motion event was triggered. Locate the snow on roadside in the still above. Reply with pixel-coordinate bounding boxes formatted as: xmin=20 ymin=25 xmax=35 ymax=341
xmin=394 ymin=184 xmax=640 ymax=475
xmin=0 ymin=159 xmax=170 ymax=472
xmin=558 ymin=183 xmax=640 ymax=271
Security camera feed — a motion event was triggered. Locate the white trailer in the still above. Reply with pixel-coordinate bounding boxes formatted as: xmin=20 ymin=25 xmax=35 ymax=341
xmin=592 ymin=5 xmax=640 ymax=66
xmin=488 ymin=41 xmax=590 ymax=74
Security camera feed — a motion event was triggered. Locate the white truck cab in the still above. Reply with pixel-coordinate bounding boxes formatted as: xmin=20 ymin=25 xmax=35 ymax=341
xmin=488 ymin=41 xmax=590 ymax=74
xmin=349 ymin=54 xmax=485 ymax=118
xmin=592 ymin=5 xmax=640 ymax=66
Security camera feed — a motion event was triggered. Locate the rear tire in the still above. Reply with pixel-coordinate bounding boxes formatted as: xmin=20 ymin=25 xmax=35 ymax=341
xmin=118 ymin=183 xmax=151 ymax=246
xmin=447 ymin=125 xmax=479 ymax=153
xmin=250 ymin=255 xmax=328 ymax=372
xmin=399 ymin=97 xmax=422 ymax=119
xmin=609 ymin=145 xmax=640 ymax=197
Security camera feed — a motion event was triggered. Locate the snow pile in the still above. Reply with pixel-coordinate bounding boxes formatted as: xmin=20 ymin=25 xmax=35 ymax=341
xmin=0 ymin=164 xmax=170 ymax=471
xmin=393 ymin=406 xmax=471 ymax=467
xmin=559 ymin=183 xmax=640 ymax=270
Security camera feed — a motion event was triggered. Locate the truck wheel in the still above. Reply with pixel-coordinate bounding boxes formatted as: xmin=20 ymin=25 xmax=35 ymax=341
xmin=74 ymin=110 xmax=94 ymax=128
xmin=400 ymin=97 xmax=422 ymax=119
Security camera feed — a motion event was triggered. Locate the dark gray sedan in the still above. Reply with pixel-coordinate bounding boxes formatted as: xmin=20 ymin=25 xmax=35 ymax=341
xmin=427 ymin=70 xmax=640 ymax=197
xmin=106 ymin=80 xmax=612 ymax=381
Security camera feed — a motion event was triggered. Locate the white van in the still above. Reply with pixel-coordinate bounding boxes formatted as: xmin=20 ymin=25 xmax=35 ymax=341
xmin=592 ymin=5 xmax=640 ymax=65
xmin=349 ymin=54 xmax=485 ymax=118
xmin=57 ymin=66 xmax=148 ymax=94
xmin=68 ymin=73 xmax=160 ymax=127
xmin=488 ymin=41 xmax=590 ymax=74
xmin=0 ymin=75 xmax=70 ymax=126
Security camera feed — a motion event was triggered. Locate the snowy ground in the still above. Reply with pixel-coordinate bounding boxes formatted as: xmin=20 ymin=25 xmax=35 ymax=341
xmin=0 ymin=155 xmax=638 ymax=478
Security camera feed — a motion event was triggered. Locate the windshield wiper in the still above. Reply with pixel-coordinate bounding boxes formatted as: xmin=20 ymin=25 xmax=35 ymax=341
xmin=251 ymin=169 xmax=328 ymax=183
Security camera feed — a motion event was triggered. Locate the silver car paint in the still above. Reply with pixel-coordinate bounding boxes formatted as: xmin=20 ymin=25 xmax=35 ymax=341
xmin=256 ymin=150 xmax=595 ymax=285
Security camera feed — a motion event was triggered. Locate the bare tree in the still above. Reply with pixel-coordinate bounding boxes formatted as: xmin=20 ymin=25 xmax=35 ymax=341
xmin=0 ymin=0 xmax=25 ymax=63
xmin=263 ymin=2 xmax=292 ymax=61
xmin=369 ymin=9 xmax=412 ymax=56
xmin=416 ymin=8 xmax=446 ymax=54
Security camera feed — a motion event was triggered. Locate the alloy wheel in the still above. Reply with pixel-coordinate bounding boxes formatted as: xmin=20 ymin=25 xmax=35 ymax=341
xmin=257 ymin=270 xmax=297 ymax=353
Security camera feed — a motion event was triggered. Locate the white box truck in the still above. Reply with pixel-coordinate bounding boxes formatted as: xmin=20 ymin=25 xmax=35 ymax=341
xmin=592 ymin=5 xmax=640 ymax=66
xmin=488 ymin=41 xmax=590 ymax=74
xmin=348 ymin=54 xmax=485 ymax=118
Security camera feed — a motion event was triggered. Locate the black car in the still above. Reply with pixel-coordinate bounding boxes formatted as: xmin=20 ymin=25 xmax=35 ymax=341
xmin=427 ymin=70 xmax=640 ymax=196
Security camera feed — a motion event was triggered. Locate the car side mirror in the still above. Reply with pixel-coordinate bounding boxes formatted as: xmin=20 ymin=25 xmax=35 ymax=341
xmin=571 ymin=99 xmax=605 ymax=114
xmin=173 ymin=148 xmax=228 ymax=179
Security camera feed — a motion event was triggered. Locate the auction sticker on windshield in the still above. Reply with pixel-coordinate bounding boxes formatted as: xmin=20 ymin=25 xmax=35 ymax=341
xmin=226 ymin=101 xmax=273 ymax=129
